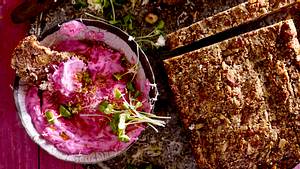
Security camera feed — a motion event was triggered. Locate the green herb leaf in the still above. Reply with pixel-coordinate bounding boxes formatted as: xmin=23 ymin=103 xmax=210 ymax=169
xmin=99 ymin=100 xmax=109 ymax=112
xmin=154 ymin=29 xmax=162 ymax=35
xmin=118 ymin=134 xmax=130 ymax=142
xmin=113 ymin=73 xmax=122 ymax=81
xmin=113 ymin=88 xmax=122 ymax=99
xmin=103 ymin=0 xmax=110 ymax=8
xmin=110 ymin=113 xmax=120 ymax=133
xmin=59 ymin=105 xmax=72 ymax=118
xmin=99 ymin=101 xmax=114 ymax=114
xmin=126 ymin=82 xmax=135 ymax=92
xmin=108 ymin=112 xmax=130 ymax=142
xmin=106 ymin=104 xmax=114 ymax=113
xmin=123 ymin=102 xmax=130 ymax=109
xmin=135 ymin=101 xmax=143 ymax=109
xmin=123 ymin=14 xmax=134 ymax=30
xmin=123 ymin=14 xmax=131 ymax=23
xmin=109 ymin=19 xmax=121 ymax=25
xmin=134 ymin=90 xmax=141 ymax=99
xmin=45 ymin=111 xmax=55 ymax=124
xmin=83 ymin=72 xmax=91 ymax=84
xmin=156 ymin=20 xmax=165 ymax=30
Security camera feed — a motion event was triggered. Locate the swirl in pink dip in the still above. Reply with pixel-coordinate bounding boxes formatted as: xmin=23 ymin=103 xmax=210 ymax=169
xmin=25 ymin=21 xmax=151 ymax=154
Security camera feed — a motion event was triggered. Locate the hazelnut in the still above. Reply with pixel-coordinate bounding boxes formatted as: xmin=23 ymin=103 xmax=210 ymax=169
xmin=145 ymin=13 xmax=158 ymax=24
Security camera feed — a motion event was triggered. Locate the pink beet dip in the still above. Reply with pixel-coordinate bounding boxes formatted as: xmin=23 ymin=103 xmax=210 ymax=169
xmin=24 ymin=21 xmax=152 ymax=155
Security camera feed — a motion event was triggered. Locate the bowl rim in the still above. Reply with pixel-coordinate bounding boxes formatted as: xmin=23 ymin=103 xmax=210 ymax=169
xmin=13 ymin=18 xmax=158 ymax=164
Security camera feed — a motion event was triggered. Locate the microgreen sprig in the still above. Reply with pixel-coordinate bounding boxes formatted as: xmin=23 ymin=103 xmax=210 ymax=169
xmin=113 ymin=46 xmax=140 ymax=82
xmin=113 ymin=63 xmax=139 ymax=81
xmin=135 ymin=20 xmax=165 ymax=48
xmin=108 ymin=0 xmax=117 ymax=24
xmin=135 ymin=29 xmax=162 ymax=40
xmin=98 ymin=85 xmax=170 ymax=142
xmin=45 ymin=104 xmax=80 ymax=124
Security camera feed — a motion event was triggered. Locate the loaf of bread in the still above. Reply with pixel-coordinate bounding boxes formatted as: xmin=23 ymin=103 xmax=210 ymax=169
xmin=166 ymin=0 xmax=299 ymax=50
xmin=164 ymin=19 xmax=300 ymax=168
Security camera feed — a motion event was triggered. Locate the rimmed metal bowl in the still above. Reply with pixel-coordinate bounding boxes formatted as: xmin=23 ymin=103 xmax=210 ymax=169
xmin=13 ymin=19 xmax=158 ymax=163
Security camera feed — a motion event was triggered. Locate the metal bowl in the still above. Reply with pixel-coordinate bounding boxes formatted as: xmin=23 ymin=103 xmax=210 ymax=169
xmin=13 ymin=19 xmax=158 ymax=163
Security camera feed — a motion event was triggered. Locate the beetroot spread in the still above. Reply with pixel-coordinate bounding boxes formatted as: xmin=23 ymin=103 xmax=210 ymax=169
xmin=24 ymin=21 xmax=154 ymax=155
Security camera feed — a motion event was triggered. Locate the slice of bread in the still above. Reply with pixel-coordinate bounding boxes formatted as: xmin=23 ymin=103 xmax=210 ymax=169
xmin=11 ymin=35 xmax=76 ymax=83
xmin=166 ymin=0 xmax=299 ymax=50
xmin=164 ymin=19 xmax=300 ymax=168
